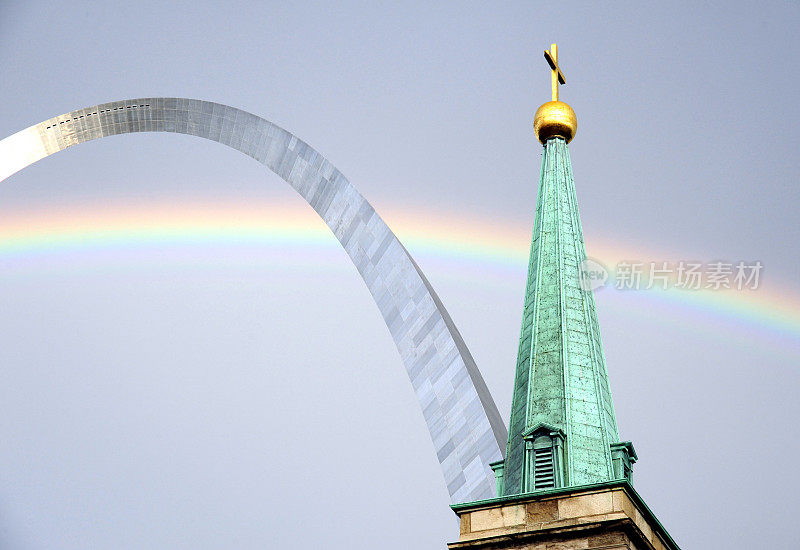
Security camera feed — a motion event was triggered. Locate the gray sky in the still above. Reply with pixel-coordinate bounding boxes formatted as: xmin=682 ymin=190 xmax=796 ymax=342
xmin=0 ymin=1 xmax=798 ymax=548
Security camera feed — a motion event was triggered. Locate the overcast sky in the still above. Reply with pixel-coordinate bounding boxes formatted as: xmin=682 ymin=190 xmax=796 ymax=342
xmin=0 ymin=2 xmax=798 ymax=548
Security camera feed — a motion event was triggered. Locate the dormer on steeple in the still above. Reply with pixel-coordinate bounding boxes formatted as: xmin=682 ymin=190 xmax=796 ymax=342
xmin=521 ymin=423 xmax=565 ymax=491
xmin=611 ymin=441 xmax=638 ymax=483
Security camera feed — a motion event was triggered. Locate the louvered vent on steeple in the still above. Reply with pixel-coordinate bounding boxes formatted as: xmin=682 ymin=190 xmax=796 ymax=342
xmin=533 ymin=445 xmax=555 ymax=489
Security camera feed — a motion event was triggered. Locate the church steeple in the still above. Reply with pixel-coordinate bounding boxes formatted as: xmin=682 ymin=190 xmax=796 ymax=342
xmin=450 ymin=46 xmax=677 ymax=550
xmin=493 ymin=45 xmax=636 ymax=497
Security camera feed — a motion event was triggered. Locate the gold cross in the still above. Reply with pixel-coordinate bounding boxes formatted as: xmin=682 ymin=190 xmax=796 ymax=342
xmin=544 ymin=44 xmax=566 ymax=102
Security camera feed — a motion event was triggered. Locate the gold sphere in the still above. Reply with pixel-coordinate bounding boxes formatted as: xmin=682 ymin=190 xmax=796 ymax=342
xmin=533 ymin=101 xmax=577 ymax=144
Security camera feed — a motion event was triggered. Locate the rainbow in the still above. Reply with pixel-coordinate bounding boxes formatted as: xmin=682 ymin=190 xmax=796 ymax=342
xmin=1 ymin=196 xmax=798 ymax=355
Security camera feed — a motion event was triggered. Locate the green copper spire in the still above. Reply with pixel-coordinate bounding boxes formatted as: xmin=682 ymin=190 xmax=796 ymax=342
xmin=491 ymin=45 xmax=636 ymax=498
xmin=496 ymin=136 xmax=635 ymax=497
xmin=484 ymin=45 xmax=635 ymax=500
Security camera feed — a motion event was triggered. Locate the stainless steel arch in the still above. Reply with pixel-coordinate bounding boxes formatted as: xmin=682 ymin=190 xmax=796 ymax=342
xmin=0 ymin=98 xmax=506 ymax=503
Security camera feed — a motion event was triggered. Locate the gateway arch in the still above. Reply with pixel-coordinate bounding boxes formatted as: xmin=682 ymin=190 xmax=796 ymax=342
xmin=0 ymin=98 xmax=506 ymax=503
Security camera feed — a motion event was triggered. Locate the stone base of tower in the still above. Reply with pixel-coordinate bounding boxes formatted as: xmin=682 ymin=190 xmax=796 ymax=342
xmin=448 ymin=481 xmax=679 ymax=550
